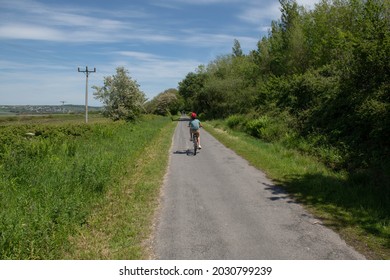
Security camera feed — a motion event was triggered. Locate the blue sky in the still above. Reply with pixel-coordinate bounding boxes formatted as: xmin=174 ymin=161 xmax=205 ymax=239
xmin=0 ymin=0 xmax=319 ymax=106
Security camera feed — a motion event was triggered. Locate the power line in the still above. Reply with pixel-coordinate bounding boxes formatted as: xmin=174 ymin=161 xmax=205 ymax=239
xmin=78 ymin=66 xmax=96 ymax=124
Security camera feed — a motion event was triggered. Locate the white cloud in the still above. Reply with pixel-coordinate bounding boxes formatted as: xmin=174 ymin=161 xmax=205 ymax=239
xmin=158 ymin=0 xmax=240 ymax=5
xmin=237 ymin=0 xmax=322 ymax=33
xmin=179 ymin=29 xmax=258 ymax=50
xmin=104 ymin=51 xmax=203 ymax=97
xmin=0 ymin=0 xmax=159 ymax=43
xmin=0 ymin=24 xmax=64 ymax=41
xmin=118 ymin=51 xmax=163 ymax=62
xmin=238 ymin=2 xmax=281 ymax=25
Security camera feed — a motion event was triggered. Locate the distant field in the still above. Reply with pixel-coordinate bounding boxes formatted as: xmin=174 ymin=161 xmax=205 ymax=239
xmin=0 ymin=112 xmax=17 ymax=116
xmin=0 ymin=109 xmax=16 ymax=115
xmin=0 ymin=113 xmax=104 ymax=126
xmin=0 ymin=105 xmax=102 ymax=116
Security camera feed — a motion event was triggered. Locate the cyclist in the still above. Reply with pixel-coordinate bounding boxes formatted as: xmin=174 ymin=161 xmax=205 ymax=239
xmin=189 ymin=112 xmax=202 ymax=149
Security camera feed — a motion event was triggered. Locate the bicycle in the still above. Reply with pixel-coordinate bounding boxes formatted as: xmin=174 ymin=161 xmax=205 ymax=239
xmin=192 ymin=132 xmax=198 ymax=155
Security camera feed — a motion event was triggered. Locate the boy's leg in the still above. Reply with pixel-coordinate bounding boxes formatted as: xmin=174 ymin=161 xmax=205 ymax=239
xmin=197 ymin=131 xmax=201 ymax=148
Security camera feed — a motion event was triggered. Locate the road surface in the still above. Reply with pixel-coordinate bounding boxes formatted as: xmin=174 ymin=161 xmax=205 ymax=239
xmin=153 ymin=117 xmax=365 ymax=259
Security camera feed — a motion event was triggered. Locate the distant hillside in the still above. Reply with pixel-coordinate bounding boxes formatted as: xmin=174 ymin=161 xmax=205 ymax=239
xmin=0 ymin=105 xmax=102 ymax=115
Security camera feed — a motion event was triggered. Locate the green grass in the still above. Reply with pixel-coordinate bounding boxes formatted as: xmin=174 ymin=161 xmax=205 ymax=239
xmin=203 ymin=121 xmax=390 ymax=260
xmin=0 ymin=115 xmax=175 ymax=259
xmin=65 ymin=117 xmax=176 ymax=259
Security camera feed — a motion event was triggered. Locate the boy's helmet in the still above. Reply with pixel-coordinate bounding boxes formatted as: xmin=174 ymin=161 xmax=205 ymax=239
xmin=191 ymin=112 xmax=197 ymax=119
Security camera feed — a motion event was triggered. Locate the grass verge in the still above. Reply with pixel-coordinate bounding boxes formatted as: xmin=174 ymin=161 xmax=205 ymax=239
xmin=0 ymin=115 xmax=175 ymax=259
xmin=64 ymin=118 xmax=176 ymax=259
xmin=203 ymin=121 xmax=390 ymax=260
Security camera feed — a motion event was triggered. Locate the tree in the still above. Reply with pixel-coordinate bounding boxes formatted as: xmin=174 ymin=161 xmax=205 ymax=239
xmin=183 ymin=54 xmax=259 ymax=119
xmin=145 ymin=88 xmax=184 ymax=116
xmin=93 ymin=67 xmax=146 ymax=121
xmin=232 ymin=39 xmax=244 ymax=57
xmin=178 ymin=67 xmax=207 ymax=111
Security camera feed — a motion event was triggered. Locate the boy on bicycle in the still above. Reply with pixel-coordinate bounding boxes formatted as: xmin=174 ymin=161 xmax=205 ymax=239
xmin=189 ymin=112 xmax=202 ymax=149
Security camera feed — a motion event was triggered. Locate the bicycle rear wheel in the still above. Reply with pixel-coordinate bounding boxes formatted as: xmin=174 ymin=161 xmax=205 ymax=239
xmin=193 ymin=135 xmax=198 ymax=155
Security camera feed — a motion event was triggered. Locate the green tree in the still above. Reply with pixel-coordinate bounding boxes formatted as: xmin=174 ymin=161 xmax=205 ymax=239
xmin=145 ymin=88 xmax=184 ymax=116
xmin=232 ymin=39 xmax=244 ymax=57
xmin=191 ymin=54 xmax=258 ymax=118
xmin=273 ymin=0 xmax=308 ymax=74
xmin=252 ymin=37 xmax=272 ymax=77
xmin=93 ymin=67 xmax=146 ymax=121
xmin=268 ymin=20 xmax=286 ymax=76
xmin=178 ymin=66 xmax=207 ymax=111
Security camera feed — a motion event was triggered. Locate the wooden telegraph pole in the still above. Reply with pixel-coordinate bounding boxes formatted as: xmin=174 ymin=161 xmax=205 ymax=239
xmin=78 ymin=66 xmax=96 ymax=123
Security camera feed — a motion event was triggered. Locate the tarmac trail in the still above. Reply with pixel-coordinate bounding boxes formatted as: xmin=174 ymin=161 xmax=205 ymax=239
xmin=153 ymin=117 xmax=365 ymax=260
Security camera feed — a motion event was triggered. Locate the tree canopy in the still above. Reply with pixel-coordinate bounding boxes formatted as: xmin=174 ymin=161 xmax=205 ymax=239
xmin=144 ymin=88 xmax=184 ymax=116
xmin=93 ymin=67 xmax=146 ymax=121
xmin=178 ymin=0 xmax=390 ymax=172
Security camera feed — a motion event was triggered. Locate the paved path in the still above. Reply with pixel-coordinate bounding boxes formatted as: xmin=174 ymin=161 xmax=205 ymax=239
xmin=153 ymin=117 xmax=365 ymax=259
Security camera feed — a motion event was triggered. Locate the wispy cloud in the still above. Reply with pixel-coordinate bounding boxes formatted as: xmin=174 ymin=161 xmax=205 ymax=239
xmin=1 ymin=0 xmax=288 ymax=105
xmin=118 ymin=51 xmax=164 ymax=62
xmin=117 ymin=51 xmax=201 ymax=77
xmin=0 ymin=0 xmax=158 ymax=43
xmin=237 ymin=0 xmax=322 ymax=34
xmin=178 ymin=28 xmax=258 ymax=49
xmin=238 ymin=1 xmax=281 ymax=25
xmin=157 ymin=0 xmax=240 ymax=5
xmin=0 ymin=24 xmax=64 ymax=41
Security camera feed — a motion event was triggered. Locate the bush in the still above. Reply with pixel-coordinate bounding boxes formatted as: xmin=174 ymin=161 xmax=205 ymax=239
xmin=224 ymin=112 xmax=295 ymax=143
xmin=245 ymin=116 xmax=269 ymax=139
xmin=226 ymin=114 xmax=246 ymax=129
xmin=197 ymin=112 xmax=207 ymax=121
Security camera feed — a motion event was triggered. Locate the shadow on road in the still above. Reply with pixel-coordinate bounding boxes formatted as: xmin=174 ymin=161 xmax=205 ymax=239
xmin=173 ymin=149 xmax=199 ymax=156
xmin=265 ymin=172 xmax=390 ymax=258
xmin=264 ymin=183 xmax=295 ymax=203
xmin=173 ymin=150 xmax=188 ymax=155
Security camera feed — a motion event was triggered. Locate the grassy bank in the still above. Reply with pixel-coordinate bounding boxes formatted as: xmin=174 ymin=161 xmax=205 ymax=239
xmin=65 ymin=118 xmax=176 ymax=259
xmin=203 ymin=121 xmax=389 ymax=260
xmin=0 ymin=115 xmax=175 ymax=259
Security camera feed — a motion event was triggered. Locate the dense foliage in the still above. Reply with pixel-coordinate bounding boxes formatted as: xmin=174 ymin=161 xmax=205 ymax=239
xmin=179 ymin=0 xmax=390 ymax=179
xmin=144 ymin=88 xmax=184 ymax=116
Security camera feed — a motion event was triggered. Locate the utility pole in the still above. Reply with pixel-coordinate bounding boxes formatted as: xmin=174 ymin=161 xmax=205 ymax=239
xmin=78 ymin=66 xmax=96 ymax=123
xmin=60 ymin=101 xmax=66 ymax=113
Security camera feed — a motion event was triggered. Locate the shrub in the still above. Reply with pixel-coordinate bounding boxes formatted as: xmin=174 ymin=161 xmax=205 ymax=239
xmin=226 ymin=114 xmax=246 ymax=129
xmin=245 ymin=116 xmax=269 ymax=139
xmin=197 ymin=112 xmax=206 ymax=121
